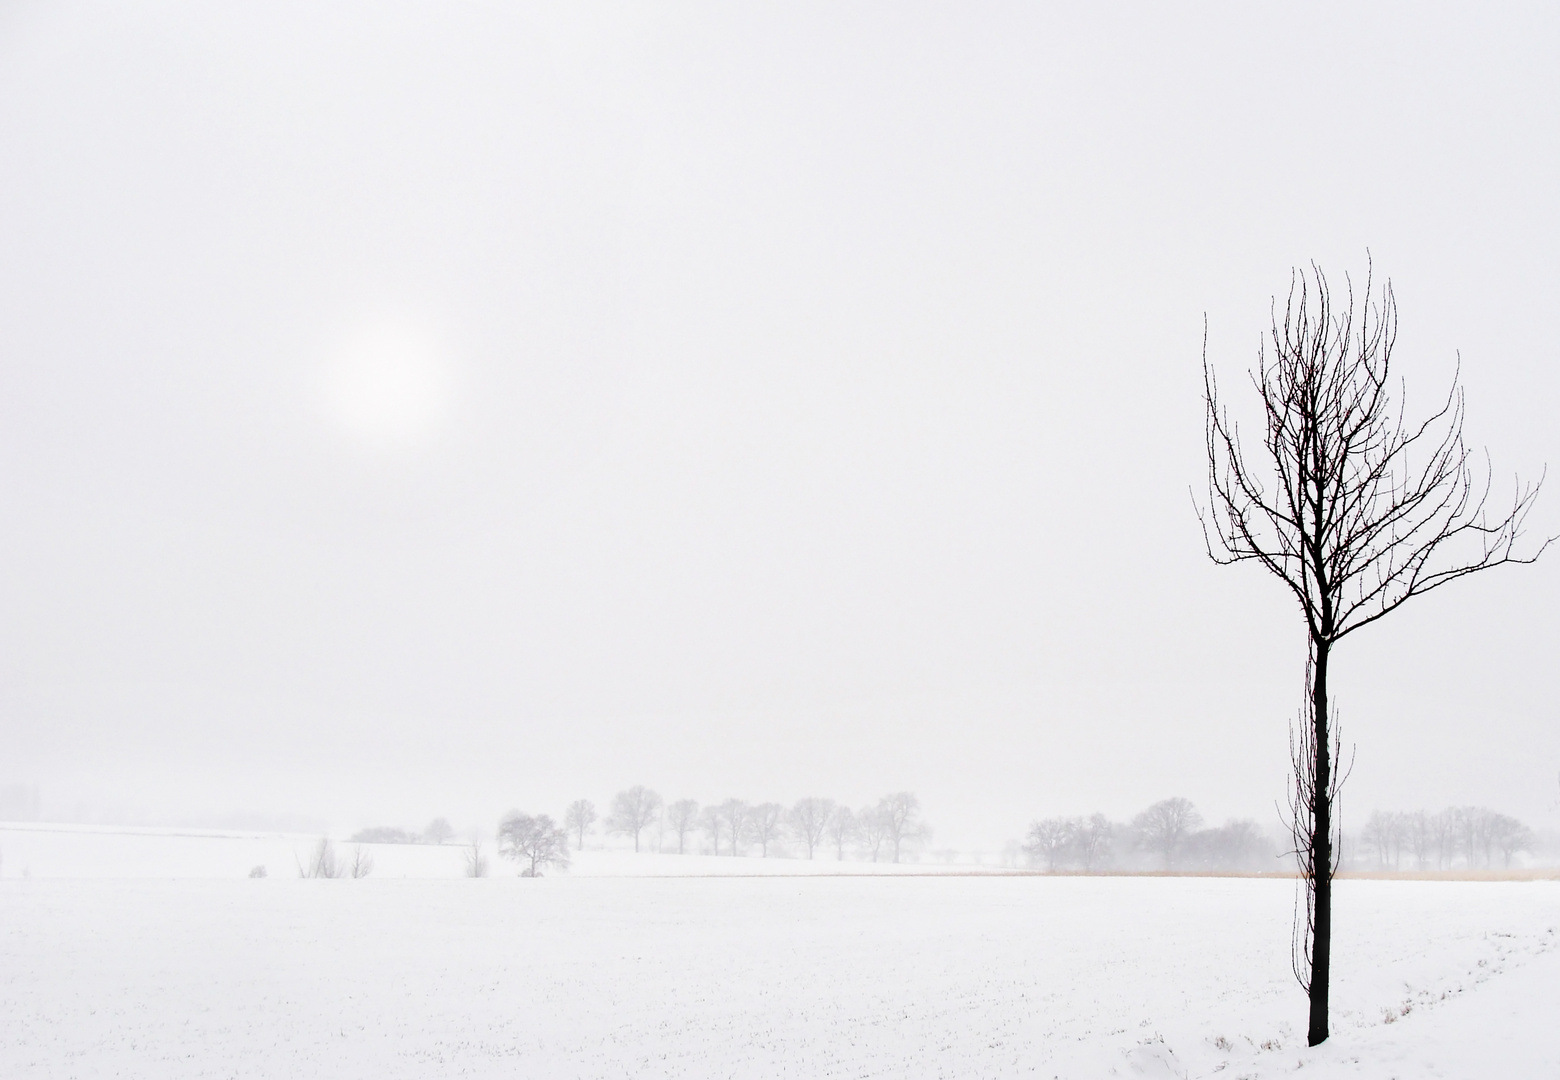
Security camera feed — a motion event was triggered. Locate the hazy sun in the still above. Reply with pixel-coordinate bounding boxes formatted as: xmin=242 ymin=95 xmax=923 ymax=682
xmin=317 ymin=318 xmax=453 ymax=450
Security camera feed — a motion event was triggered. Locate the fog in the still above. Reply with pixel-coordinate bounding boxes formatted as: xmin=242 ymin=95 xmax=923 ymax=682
xmin=2 ymin=3 xmax=1557 ymax=851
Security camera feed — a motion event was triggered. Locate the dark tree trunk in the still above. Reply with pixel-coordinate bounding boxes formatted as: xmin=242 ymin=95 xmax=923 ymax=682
xmin=1309 ymin=638 xmax=1332 ymax=1047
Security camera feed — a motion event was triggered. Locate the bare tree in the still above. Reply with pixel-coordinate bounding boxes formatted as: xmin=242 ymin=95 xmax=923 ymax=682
xmin=1360 ymin=811 xmax=1394 ymax=869
xmin=699 ymin=804 xmax=724 ymax=856
xmin=347 ymin=844 xmax=375 ymax=878
xmin=749 ymin=802 xmax=785 ymax=857
xmin=1133 ymin=797 xmax=1202 ymax=870
xmin=564 ymin=799 xmax=598 ymax=851
xmin=1185 ymin=819 xmax=1272 ymax=872
xmin=1491 ymin=813 xmax=1532 ymax=867
xmin=423 ymin=817 xmax=455 ymax=846
xmin=464 ymin=831 xmax=489 ymax=878
xmin=1023 ymin=818 xmax=1075 ymax=872
xmin=498 ymin=812 xmax=571 ymax=877
xmin=878 ymin=792 xmax=928 ymax=864
xmin=826 ymin=804 xmax=857 ymax=860
xmin=1453 ymin=805 xmax=1481 ymax=868
xmin=665 ymin=799 xmax=700 ymax=854
xmin=1201 ymin=260 xmax=1547 ymax=1044
xmin=297 ymin=837 xmax=342 ymax=879
xmin=787 ymin=797 xmax=836 ymax=860
xmin=1076 ymin=813 xmax=1113 ymax=872
xmin=605 ymin=787 xmax=661 ymax=853
xmin=857 ymin=803 xmax=889 ymax=862
xmin=650 ymin=805 xmax=667 ymax=853
xmin=1404 ymin=810 xmax=1431 ymax=870
xmin=718 ymin=798 xmax=748 ymax=856
xmin=1429 ymin=808 xmax=1457 ymax=870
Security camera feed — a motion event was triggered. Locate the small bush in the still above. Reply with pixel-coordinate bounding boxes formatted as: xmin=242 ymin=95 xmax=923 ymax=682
xmin=349 ymin=826 xmax=416 ymax=845
xmin=248 ymin=865 xmax=267 ymax=879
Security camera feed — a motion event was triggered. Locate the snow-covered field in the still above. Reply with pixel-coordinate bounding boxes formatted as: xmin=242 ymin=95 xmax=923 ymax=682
xmin=2 ymin=828 xmax=1556 ymax=1078
xmin=0 ymin=823 xmax=1014 ymax=878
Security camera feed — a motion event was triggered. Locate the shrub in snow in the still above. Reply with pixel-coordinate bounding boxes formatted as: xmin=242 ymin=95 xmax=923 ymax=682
xmin=349 ymin=826 xmax=417 ymax=845
xmin=297 ymin=837 xmax=343 ymax=879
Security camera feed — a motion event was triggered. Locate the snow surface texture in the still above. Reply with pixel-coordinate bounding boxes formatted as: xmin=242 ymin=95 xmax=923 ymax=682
xmin=2 ymin=848 xmax=1555 ymax=1079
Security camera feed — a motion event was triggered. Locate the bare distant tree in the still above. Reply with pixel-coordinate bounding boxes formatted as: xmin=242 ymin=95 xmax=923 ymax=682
xmin=665 ymin=799 xmax=700 ymax=854
xmin=1491 ymin=813 xmax=1532 ymax=867
xmin=749 ymin=802 xmax=784 ymax=857
xmin=1185 ymin=819 xmax=1272 ymax=872
xmin=787 ymin=797 xmax=835 ymax=860
xmin=1459 ymin=805 xmax=1512 ymax=868
xmin=423 ymin=817 xmax=455 ymax=846
xmin=826 ymin=805 xmax=857 ymax=860
xmin=498 ymin=812 xmax=571 ymax=877
xmin=650 ymin=806 xmax=667 ymax=853
xmin=1386 ymin=812 xmax=1409 ymax=869
xmin=606 ymin=787 xmax=661 ymax=853
xmin=297 ymin=837 xmax=342 ymax=879
xmin=1201 ymin=259 xmax=1547 ymax=1044
xmin=464 ymin=831 xmax=489 ymax=878
xmin=347 ymin=844 xmax=375 ymax=879
xmin=564 ymin=799 xmax=598 ymax=851
xmin=1366 ymin=810 xmax=1415 ymax=870
xmin=857 ymin=803 xmax=888 ymax=862
xmin=1453 ymin=806 xmax=1481 ymax=868
xmin=1133 ymin=798 xmax=1202 ymax=870
xmin=1023 ymin=818 xmax=1075 ymax=872
xmin=1403 ymin=811 xmax=1431 ymax=870
xmin=718 ymin=798 xmax=749 ymax=856
xmin=1359 ymin=811 xmax=1394 ymax=869
xmin=1077 ymin=813 xmax=1113 ymax=872
xmin=1429 ymin=808 xmax=1457 ymax=870
xmin=699 ymin=804 xmax=724 ymax=856
xmin=879 ymin=792 xmax=928 ymax=864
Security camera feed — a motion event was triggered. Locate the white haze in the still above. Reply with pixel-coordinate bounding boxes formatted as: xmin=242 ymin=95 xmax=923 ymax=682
xmin=1 ymin=3 xmax=1557 ymax=850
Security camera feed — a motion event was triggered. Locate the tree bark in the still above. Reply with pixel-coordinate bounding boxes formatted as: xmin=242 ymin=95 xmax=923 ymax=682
xmin=1309 ymin=637 xmax=1332 ymax=1047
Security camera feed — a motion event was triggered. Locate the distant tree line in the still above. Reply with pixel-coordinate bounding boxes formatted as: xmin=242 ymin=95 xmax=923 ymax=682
xmin=1351 ymin=806 xmax=1534 ymax=871
xmin=558 ymin=787 xmax=932 ymax=863
xmin=300 ymin=796 xmax=1549 ymax=883
xmin=1014 ymin=799 xmax=1542 ymax=876
xmin=347 ymin=818 xmax=455 ymax=846
xmin=329 ymin=792 xmax=933 ymax=880
xmin=1021 ymin=797 xmax=1277 ymax=874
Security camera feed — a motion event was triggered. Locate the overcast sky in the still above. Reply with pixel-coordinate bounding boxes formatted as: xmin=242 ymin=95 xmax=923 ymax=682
xmin=2 ymin=2 xmax=1557 ymax=849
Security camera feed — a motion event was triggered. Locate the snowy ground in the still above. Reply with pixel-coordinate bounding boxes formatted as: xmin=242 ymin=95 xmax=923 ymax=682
xmin=2 ymin=828 xmax=1556 ymax=1078
xmin=0 ymin=823 xmax=1017 ymax=878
